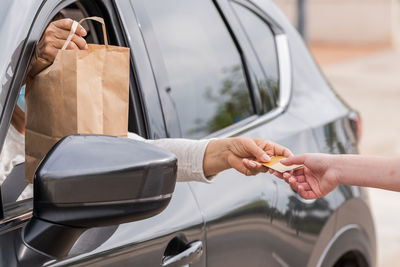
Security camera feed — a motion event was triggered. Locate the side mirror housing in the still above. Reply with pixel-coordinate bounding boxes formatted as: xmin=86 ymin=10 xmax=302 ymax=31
xmin=24 ymin=135 xmax=177 ymax=258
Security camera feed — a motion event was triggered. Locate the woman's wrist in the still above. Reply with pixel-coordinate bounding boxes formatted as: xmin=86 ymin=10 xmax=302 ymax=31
xmin=330 ymin=154 xmax=347 ymax=185
xmin=203 ymin=139 xmax=231 ymax=177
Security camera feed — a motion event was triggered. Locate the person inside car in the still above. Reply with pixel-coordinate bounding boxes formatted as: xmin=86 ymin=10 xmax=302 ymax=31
xmin=3 ymin=17 xmax=292 ymax=201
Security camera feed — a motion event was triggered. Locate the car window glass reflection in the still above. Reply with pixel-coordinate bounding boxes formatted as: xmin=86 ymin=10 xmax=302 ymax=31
xmin=136 ymin=0 xmax=254 ymax=138
xmin=231 ymin=2 xmax=280 ymax=111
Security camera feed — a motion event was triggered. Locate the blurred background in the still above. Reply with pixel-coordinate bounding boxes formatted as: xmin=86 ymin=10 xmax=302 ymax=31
xmin=272 ymin=0 xmax=400 ymax=266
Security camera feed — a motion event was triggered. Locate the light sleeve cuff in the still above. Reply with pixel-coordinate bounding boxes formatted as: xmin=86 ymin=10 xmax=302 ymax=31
xmin=127 ymin=132 xmax=216 ymax=183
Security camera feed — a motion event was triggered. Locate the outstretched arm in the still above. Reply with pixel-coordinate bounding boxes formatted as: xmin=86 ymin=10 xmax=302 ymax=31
xmin=280 ymin=153 xmax=400 ymax=199
xmin=128 ymin=133 xmax=292 ymax=183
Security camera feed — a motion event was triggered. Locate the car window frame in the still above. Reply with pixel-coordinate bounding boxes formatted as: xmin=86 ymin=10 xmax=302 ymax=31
xmin=229 ymin=0 xmax=292 ymax=108
xmin=130 ymin=0 xmax=261 ymax=139
xmin=207 ymin=0 xmax=292 ymax=139
xmin=230 ymin=0 xmax=281 ymax=111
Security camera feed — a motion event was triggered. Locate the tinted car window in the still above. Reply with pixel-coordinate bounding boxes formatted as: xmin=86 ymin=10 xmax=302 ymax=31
xmin=231 ymin=2 xmax=280 ymax=111
xmin=136 ymin=0 xmax=254 ymax=138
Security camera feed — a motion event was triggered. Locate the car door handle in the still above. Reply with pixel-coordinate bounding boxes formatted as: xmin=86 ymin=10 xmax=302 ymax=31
xmin=161 ymin=240 xmax=203 ymax=267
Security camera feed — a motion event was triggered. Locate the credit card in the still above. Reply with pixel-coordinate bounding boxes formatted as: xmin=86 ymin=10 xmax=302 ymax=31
xmin=261 ymin=156 xmax=303 ymax=173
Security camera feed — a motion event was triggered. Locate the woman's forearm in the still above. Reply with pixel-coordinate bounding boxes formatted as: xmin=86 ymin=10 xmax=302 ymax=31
xmin=127 ymin=133 xmax=291 ymax=183
xmin=144 ymin=137 xmax=215 ymax=183
xmin=334 ymin=155 xmax=400 ymax=191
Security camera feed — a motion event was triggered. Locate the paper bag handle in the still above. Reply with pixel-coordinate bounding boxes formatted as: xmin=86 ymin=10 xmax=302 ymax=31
xmin=61 ymin=16 xmax=109 ymax=50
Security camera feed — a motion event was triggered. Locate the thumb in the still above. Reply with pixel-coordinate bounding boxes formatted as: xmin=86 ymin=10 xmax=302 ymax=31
xmin=246 ymin=139 xmax=270 ymax=163
xmin=281 ymin=154 xmax=306 ymax=165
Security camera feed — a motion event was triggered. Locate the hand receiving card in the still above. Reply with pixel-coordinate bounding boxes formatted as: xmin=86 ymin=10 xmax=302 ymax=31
xmin=261 ymin=156 xmax=303 ymax=173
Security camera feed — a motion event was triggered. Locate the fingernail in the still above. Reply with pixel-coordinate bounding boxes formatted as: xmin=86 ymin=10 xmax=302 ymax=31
xmin=261 ymin=154 xmax=270 ymax=162
xmin=84 ymin=44 xmax=88 ymax=50
xmin=81 ymin=28 xmax=87 ymax=36
xmin=249 ymin=161 xmax=257 ymax=168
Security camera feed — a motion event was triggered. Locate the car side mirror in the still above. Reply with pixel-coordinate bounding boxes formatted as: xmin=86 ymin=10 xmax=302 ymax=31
xmin=23 ymin=135 xmax=177 ymax=259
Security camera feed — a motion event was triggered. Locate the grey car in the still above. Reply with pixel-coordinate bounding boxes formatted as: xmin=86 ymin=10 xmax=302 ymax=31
xmin=0 ymin=0 xmax=375 ymax=266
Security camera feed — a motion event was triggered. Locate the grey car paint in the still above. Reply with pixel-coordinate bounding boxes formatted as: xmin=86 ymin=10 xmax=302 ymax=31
xmin=0 ymin=0 xmax=375 ymax=266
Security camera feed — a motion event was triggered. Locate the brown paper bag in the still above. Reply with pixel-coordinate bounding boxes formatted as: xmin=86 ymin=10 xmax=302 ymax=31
xmin=25 ymin=17 xmax=130 ymax=182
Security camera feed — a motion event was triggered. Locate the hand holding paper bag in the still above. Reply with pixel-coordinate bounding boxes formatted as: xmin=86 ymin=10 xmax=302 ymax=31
xmin=25 ymin=17 xmax=130 ymax=182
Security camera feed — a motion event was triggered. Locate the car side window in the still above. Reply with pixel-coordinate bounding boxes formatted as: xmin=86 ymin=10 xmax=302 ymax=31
xmin=231 ymin=2 xmax=280 ymax=112
xmin=135 ymin=0 xmax=255 ymax=138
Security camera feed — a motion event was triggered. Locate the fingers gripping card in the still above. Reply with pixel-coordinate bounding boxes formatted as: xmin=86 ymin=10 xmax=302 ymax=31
xmin=261 ymin=156 xmax=303 ymax=173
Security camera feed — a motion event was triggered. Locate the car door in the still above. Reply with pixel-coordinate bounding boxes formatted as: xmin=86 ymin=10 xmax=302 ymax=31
xmin=0 ymin=1 xmax=207 ymax=266
xmin=123 ymin=0 xmax=283 ymax=266
xmin=126 ymin=0 xmax=343 ymax=266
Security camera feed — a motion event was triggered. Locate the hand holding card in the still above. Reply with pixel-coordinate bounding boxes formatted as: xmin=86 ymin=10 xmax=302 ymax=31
xmin=261 ymin=156 xmax=303 ymax=173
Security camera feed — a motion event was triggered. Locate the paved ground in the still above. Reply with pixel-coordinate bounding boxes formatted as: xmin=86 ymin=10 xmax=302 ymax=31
xmin=310 ymin=45 xmax=400 ymax=267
